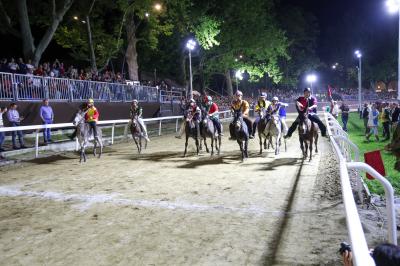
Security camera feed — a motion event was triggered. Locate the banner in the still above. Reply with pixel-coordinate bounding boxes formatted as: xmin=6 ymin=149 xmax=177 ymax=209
xmin=364 ymin=150 xmax=386 ymax=180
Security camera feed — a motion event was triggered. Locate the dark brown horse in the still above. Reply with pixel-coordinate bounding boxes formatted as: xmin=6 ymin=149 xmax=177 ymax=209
xmin=298 ymin=112 xmax=319 ymax=161
xmin=257 ymin=108 xmax=269 ymax=154
xmin=183 ymin=111 xmax=200 ymax=157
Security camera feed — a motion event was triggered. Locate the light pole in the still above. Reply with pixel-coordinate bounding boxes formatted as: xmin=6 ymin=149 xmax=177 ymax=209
xmin=355 ymin=50 xmax=362 ymax=109
xmin=386 ymin=0 xmax=400 ymax=100
xmin=186 ymin=39 xmax=196 ymax=99
xmin=306 ymin=74 xmax=317 ymax=95
xmin=235 ymin=70 xmax=243 ymax=93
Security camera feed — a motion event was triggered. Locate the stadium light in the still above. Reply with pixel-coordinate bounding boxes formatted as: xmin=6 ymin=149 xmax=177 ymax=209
xmin=354 ymin=50 xmax=362 ymax=110
xmin=154 ymin=3 xmax=162 ymax=11
xmin=306 ymin=74 xmax=317 ymax=95
xmin=386 ymin=0 xmax=400 ymax=100
xmin=235 ymin=70 xmax=243 ymax=92
xmin=186 ymin=39 xmax=197 ymax=99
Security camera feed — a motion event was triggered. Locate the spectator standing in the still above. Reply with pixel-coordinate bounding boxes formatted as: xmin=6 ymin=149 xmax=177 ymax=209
xmin=40 ymin=99 xmax=54 ymax=144
xmin=381 ymin=103 xmax=391 ymax=141
xmin=340 ymin=102 xmax=350 ymax=131
xmin=26 ymin=59 xmax=34 ymax=73
xmin=17 ymin=58 xmax=27 ymax=74
xmin=331 ymin=100 xmax=340 ymax=119
xmin=391 ymin=102 xmax=400 ymax=130
xmin=6 ymin=103 xmax=26 ymax=149
xmin=362 ymin=103 xmax=370 ymax=135
xmin=8 ymin=58 xmax=19 ymax=73
xmin=366 ymin=103 xmax=379 ymax=142
xmin=0 ymin=106 xmax=7 ymax=152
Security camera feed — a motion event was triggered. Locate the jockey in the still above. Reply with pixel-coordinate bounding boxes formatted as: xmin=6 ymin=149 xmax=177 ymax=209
xmin=186 ymin=98 xmax=201 ymax=136
xmin=252 ymin=93 xmax=270 ymax=137
xmin=268 ymin=97 xmax=289 ymax=133
xmin=85 ymin=98 xmax=99 ymax=138
xmin=202 ymin=95 xmax=223 ymax=136
xmin=230 ymin=90 xmax=253 ymax=139
xmin=130 ymin=99 xmax=150 ymax=142
xmin=284 ymin=88 xmax=327 ymax=138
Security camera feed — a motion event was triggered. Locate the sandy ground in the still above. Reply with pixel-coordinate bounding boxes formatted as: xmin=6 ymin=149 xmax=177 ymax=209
xmin=0 ymin=129 xmax=376 ymax=266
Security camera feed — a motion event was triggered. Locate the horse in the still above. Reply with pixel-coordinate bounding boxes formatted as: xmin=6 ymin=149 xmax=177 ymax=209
xmin=256 ymin=108 xmax=269 ymax=154
xmin=232 ymin=110 xmax=249 ymax=161
xmin=73 ymin=111 xmax=103 ymax=163
xmin=264 ymin=114 xmax=285 ymax=155
xmin=199 ymin=110 xmax=221 ymax=156
xmin=130 ymin=115 xmax=147 ymax=154
xmin=298 ymin=112 xmax=319 ymax=161
xmin=183 ymin=111 xmax=200 ymax=157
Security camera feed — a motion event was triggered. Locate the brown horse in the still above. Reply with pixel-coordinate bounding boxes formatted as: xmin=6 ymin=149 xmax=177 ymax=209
xmin=183 ymin=112 xmax=200 ymax=157
xmin=298 ymin=113 xmax=319 ymax=161
xmin=257 ymin=108 xmax=269 ymax=154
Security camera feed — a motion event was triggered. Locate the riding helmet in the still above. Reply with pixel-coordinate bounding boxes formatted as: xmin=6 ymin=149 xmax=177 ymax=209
xmin=272 ymin=96 xmax=279 ymax=101
xmin=235 ymin=90 xmax=243 ymax=96
xmin=260 ymin=93 xmax=267 ymax=98
xmin=132 ymin=99 xmax=138 ymax=103
xmin=304 ymin=88 xmax=311 ymax=92
xmin=88 ymin=98 xmax=94 ymax=104
xmin=207 ymin=96 xmax=212 ymax=102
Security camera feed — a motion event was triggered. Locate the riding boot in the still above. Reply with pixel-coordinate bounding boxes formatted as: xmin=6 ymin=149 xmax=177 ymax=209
xmin=229 ymin=123 xmax=236 ymax=140
xmin=252 ymin=122 xmax=258 ymax=137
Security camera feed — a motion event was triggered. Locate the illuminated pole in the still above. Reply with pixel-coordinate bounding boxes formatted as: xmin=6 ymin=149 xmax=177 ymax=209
xmin=386 ymin=0 xmax=400 ymax=99
xmin=235 ymin=70 xmax=243 ymax=93
xmin=186 ymin=39 xmax=196 ymax=99
xmin=355 ymin=50 xmax=362 ymax=109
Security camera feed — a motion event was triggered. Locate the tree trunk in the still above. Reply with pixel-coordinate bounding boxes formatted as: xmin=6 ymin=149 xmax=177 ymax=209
xmin=32 ymin=0 xmax=74 ymax=66
xmin=225 ymin=69 xmax=233 ymax=96
xmin=125 ymin=16 xmax=139 ymax=81
xmin=16 ymin=0 xmax=34 ymax=60
xmin=86 ymin=15 xmax=97 ymax=72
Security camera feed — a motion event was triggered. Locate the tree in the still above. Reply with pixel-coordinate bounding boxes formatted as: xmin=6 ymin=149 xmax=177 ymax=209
xmin=191 ymin=0 xmax=289 ymax=95
xmin=54 ymin=0 xmax=122 ymax=71
xmin=0 ymin=0 xmax=74 ymax=66
xmin=277 ymin=5 xmax=321 ymax=88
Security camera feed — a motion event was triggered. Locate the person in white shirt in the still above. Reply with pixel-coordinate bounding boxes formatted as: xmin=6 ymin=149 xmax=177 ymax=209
xmin=0 ymin=106 xmax=7 ymax=152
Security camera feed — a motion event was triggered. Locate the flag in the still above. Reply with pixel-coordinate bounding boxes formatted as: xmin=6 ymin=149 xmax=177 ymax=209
xmin=364 ymin=150 xmax=386 ymax=180
xmin=327 ymin=85 xmax=333 ymax=99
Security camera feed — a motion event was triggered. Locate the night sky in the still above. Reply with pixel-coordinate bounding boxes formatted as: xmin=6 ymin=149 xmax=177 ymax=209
xmin=292 ymin=0 xmax=398 ymax=64
xmin=1 ymin=0 xmax=399 ymax=80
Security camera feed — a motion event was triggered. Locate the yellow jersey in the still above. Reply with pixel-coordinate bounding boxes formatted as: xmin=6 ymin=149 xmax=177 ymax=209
xmin=231 ymin=100 xmax=250 ymax=116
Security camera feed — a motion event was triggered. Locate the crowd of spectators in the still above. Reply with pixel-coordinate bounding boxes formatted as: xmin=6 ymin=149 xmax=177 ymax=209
xmin=0 ymin=57 xmax=126 ymax=84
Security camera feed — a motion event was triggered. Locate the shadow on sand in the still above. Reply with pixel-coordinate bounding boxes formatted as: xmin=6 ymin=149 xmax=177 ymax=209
xmin=259 ymin=158 xmax=305 ymax=265
xmin=28 ymin=154 xmax=77 ymax=164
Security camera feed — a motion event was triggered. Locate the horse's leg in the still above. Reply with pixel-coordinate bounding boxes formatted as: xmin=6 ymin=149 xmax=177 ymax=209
xmin=258 ymin=133 xmax=263 ymax=154
xmin=269 ymin=136 xmax=274 ymax=149
xmin=195 ymin=137 xmax=200 ymax=155
xmin=134 ymin=137 xmax=140 ymax=153
xmin=244 ymin=140 xmax=249 ymax=158
xmin=184 ymin=134 xmax=189 ymax=157
xmin=210 ymin=137 xmax=214 ymax=156
xmin=275 ymin=135 xmax=279 ymax=155
xmin=139 ymin=136 xmax=142 ymax=154
xmin=93 ymin=139 xmax=97 ymax=157
xmin=315 ymin=131 xmax=319 ymax=153
xmin=204 ymin=137 xmax=209 ymax=153
xmin=264 ymin=137 xmax=267 ymax=150
xmin=82 ymin=143 xmax=87 ymax=162
xmin=217 ymin=135 xmax=221 ymax=155
xmin=238 ymin=140 xmax=244 ymax=161
xmin=304 ymin=140 xmax=309 ymax=158
xmin=309 ymin=138 xmax=313 ymax=162
xmin=299 ymin=137 xmax=305 ymax=157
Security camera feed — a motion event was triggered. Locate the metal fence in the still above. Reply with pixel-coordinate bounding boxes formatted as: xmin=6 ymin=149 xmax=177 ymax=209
xmin=324 ymin=112 xmax=397 ymax=266
xmin=0 ymin=72 xmax=181 ymax=103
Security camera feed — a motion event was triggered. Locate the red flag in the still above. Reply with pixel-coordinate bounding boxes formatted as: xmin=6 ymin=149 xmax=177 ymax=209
xmin=364 ymin=150 xmax=386 ymax=180
xmin=327 ymin=85 xmax=333 ymax=98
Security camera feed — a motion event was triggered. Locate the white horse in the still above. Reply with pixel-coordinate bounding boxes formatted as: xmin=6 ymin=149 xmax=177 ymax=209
xmin=73 ymin=111 xmax=103 ymax=163
xmin=264 ymin=115 xmax=286 ymax=155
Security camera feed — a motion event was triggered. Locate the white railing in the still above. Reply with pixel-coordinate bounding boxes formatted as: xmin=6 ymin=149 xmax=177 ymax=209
xmin=0 ymin=110 xmax=234 ymax=158
xmin=324 ymin=112 xmax=397 ymax=266
xmin=0 ymin=72 xmax=167 ymax=103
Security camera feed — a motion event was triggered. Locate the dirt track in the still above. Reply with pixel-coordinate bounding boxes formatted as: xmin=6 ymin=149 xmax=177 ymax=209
xmin=0 ymin=131 xmax=352 ymax=265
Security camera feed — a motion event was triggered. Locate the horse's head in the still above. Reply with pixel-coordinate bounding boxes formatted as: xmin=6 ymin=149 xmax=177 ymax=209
xmin=271 ymin=115 xmax=280 ymax=127
xmin=73 ymin=111 xmax=84 ymax=126
xmin=259 ymin=108 xmax=267 ymax=119
xmin=298 ymin=113 xmax=310 ymax=136
xmin=233 ymin=111 xmax=243 ymax=131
